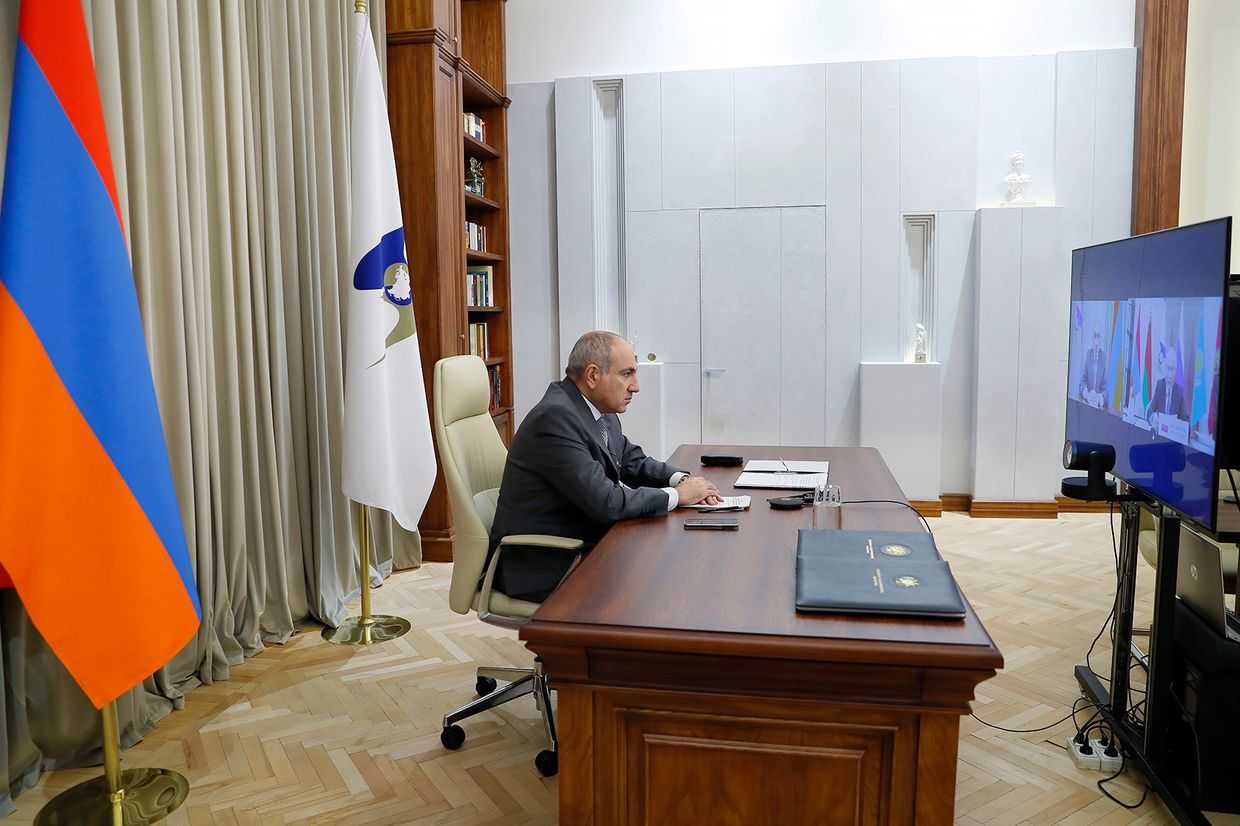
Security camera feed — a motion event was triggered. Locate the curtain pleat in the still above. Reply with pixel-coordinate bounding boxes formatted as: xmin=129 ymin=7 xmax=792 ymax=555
xmin=0 ymin=1 xmax=416 ymax=814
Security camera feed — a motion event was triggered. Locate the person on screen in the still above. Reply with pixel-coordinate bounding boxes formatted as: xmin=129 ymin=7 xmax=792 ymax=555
xmin=1146 ymin=343 xmax=1187 ymax=423
xmin=1078 ymin=329 xmax=1107 ymax=407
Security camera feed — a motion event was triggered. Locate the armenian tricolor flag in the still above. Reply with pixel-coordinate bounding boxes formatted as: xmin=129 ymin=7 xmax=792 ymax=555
xmin=0 ymin=0 xmax=200 ymax=708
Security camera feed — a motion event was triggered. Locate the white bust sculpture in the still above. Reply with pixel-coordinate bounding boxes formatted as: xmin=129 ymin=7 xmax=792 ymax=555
xmin=1003 ymin=151 xmax=1033 ymax=206
xmin=913 ymin=323 xmax=928 ymax=363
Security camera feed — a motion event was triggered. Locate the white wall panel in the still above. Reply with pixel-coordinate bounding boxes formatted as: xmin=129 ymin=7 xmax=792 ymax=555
xmin=700 ymin=208 xmax=781 ymax=444
xmin=973 ymin=208 xmax=1023 ymax=500
xmin=663 ymin=362 xmax=702 ymax=454
xmin=1093 ymin=48 xmax=1137 ymax=244
xmin=1054 ymin=50 xmax=1098 ymax=252
xmin=826 ymin=62 xmax=863 ymax=446
xmin=508 ymin=83 xmax=560 ymax=424
xmin=900 ymin=57 xmax=978 ymax=212
xmin=1014 ymin=207 xmax=1068 ymax=499
xmin=625 ymin=210 xmax=700 ymax=364
xmin=860 ymin=61 xmax=901 ymax=362
xmin=554 ymin=77 xmax=596 ymax=370
xmin=622 ymin=72 xmax=662 ymax=212
xmin=780 ymin=207 xmax=828 ymax=445
xmin=661 ymin=69 xmax=734 ymax=209
xmin=734 ymin=64 xmax=827 ymax=207
xmin=976 ymin=55 xmax=1055 ymax=208
xmin=935 ymin=211 xmax=977 ymax=494
xmin=624 ymin=362 xmax=667 ymax=460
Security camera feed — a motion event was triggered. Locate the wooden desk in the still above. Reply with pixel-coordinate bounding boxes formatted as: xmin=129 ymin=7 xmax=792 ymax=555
xmin=520 ymin=446 xmax=1003 ymax=826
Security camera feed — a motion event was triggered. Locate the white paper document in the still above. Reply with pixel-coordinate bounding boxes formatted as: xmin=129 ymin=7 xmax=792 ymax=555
xmin=734 ymin=471 xmax=829 ymax=490
xmin=684 ymin=495 xmax=752 ymax=511
xmin=743 ymin=459 xmax=830 ymax=474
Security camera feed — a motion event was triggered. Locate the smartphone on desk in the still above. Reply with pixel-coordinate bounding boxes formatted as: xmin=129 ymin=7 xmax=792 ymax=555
xmin=684 ymin=517 xmax=740 ymax=531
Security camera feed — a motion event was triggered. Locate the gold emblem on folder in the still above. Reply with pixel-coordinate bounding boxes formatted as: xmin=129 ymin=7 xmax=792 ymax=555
xmin=894 ymin=575 xmax=920 ymax=588
xmin=881 ymin=544 xmax=912 ymax=557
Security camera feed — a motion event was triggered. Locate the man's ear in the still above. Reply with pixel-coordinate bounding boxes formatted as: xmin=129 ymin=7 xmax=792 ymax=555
xmin=583 ymin=363 xmax=600 ymax=388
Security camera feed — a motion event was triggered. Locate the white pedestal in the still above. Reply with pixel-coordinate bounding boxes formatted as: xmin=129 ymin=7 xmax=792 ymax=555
xmin=621 ymin=361 xmax=667 ymax=461
xmin=860 ymin=362 xmax=943 ymax=501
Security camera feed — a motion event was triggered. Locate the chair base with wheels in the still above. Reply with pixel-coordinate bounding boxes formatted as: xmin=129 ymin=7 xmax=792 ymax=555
xmin=440 ymin=656 xmax=559 ymax=777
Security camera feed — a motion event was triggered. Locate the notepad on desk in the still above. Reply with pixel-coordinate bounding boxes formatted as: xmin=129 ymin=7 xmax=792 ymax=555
xmin=684 ymin=495 xmax=751 ymax=511
xmin=734 ymin=471 xmax=828 ymax=490
xmin=743 ymin=459 xmax=829 ymax=474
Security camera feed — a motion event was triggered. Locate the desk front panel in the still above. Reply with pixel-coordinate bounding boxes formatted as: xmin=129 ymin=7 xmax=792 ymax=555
xmin=558 ymin=682 xmax=961 ymax=826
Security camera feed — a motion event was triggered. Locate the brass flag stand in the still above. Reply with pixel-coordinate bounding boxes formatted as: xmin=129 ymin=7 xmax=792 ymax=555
xmin=34 ymin=702 xmax=189 ymax=826
xmin=322 ymin=503 xmax=411 ymax=645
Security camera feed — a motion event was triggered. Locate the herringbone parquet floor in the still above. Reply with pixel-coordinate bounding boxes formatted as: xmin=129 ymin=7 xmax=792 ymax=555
xmin=9 ymin=513 xmax=1240 ymax=824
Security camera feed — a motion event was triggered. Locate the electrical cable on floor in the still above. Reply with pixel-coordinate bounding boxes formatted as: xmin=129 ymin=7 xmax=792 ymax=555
xmin=1096 ymin=754 xmax=1151 ymax=810
xmin=970 ymin=697 xmax=1097 ymax=735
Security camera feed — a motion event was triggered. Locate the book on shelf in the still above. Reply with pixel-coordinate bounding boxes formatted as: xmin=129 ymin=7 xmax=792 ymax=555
xmin=467 ymin=265 xmax=494 ymax=307
xmin=468 ymin=322 xmax=489 ymax=359
xmin=465 ymin=220 xmax=488 ymax=252
xmin=487 ymin=363 xmax=503 ymax=413
xmin=463 ymin=112 xmax=487 ymax=143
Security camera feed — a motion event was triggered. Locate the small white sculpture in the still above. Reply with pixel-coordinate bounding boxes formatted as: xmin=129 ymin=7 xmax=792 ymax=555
xmin=1003 ymin=151 xmax=1033 ymax=206
xmin=913 ymin=323 xmax=928 ymax=364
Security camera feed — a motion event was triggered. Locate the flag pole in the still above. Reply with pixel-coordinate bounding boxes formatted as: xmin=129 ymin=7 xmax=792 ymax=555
xmin=322 ymin=502 xmax=412 ymax=645
xmin=34 ymin=701 xmax=189 ymax=826
xmin=326 ymin=0 xmax=413 ymax=647
xmin=101 ymin=703 xmax=124 ymax=826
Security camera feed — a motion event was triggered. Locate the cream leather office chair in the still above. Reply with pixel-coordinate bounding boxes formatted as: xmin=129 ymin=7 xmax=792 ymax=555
xmin=432 ymin=355 xmax=582 ymax=778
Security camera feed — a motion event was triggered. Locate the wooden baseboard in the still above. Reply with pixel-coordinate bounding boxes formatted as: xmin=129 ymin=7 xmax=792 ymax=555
xmin=909 ymin=499 xmax=943 ymax=518
xmin=1054 ymin=496 xmax=1112 ymax=514
xmin=969 ymin=500 xmax=1059 ymax=519
xmin=939 ymin=494 xmax=972 ymax=512
xmin=420 ymin=529 xmax=454 ymax=563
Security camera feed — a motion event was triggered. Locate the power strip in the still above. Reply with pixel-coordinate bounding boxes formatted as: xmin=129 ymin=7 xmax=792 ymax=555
xmin=1066 ymin=736 xmax=1100 ymax=771
xmin=1091 ymin=738 xmax=1123 ymax=774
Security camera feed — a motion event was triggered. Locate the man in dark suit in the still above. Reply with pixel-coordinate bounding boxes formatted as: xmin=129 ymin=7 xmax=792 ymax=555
xmin=1147 ymin=344 xmax=1187 ymax=422
xmin=1078 ymin=330 xmax=1107 ymax=406
xmin=487 ymin=331 xmax=721 ymax=602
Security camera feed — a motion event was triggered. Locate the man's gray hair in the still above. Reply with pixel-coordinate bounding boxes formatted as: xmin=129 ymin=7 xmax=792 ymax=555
xmin=566 ymin=330 xmax=624 ymax=380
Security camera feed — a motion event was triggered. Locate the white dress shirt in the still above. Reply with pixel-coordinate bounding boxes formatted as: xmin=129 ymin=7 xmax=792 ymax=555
xmin=582 ymin=395 xmax=684 ymax=511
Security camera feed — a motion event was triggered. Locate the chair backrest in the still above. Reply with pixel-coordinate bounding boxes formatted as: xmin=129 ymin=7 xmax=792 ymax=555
xmin=432 ymin=355 xmax=509 ymax=614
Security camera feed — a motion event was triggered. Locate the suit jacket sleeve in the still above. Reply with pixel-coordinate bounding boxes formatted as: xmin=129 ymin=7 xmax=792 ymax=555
xmin=613 ymin=417 xmax=684 ymax=488
xmin=536 ymin=413 xmax=671 ymax=522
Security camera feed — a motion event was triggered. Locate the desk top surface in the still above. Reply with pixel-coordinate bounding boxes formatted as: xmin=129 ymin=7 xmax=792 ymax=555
xmin=522 ymin=445 xmax=1003 ymax=670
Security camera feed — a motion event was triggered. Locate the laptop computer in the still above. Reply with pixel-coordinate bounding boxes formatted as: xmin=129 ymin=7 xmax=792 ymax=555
xmin=1176 ymin=526 xmax=1240 ymax=644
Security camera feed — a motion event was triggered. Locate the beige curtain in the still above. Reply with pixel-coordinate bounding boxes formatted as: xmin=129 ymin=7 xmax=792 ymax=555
xmin=0 ymin=1 xmax=423 ymax=812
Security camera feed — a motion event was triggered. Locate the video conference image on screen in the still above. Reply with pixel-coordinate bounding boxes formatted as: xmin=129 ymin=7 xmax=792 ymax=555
xmin=1069 ymin=296 xmax=1223 ymax=456
xmin=1065 ymin=217 xmax=1231 ymax=531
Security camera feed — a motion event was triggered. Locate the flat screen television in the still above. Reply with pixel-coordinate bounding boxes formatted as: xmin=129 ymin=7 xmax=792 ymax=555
xmin=1065 ymin=217 xmax=1232 ymax=533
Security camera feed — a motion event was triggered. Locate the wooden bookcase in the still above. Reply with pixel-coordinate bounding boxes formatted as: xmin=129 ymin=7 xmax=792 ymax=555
xmin=386 ymin=0 xmax=512 ymax=562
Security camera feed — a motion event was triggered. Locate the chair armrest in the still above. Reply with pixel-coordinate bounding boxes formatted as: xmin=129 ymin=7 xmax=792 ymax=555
xmin=499 ymin=534 xmax=585 ymax=552
xmin=478 ymin=535 xmax=585 ymax=623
